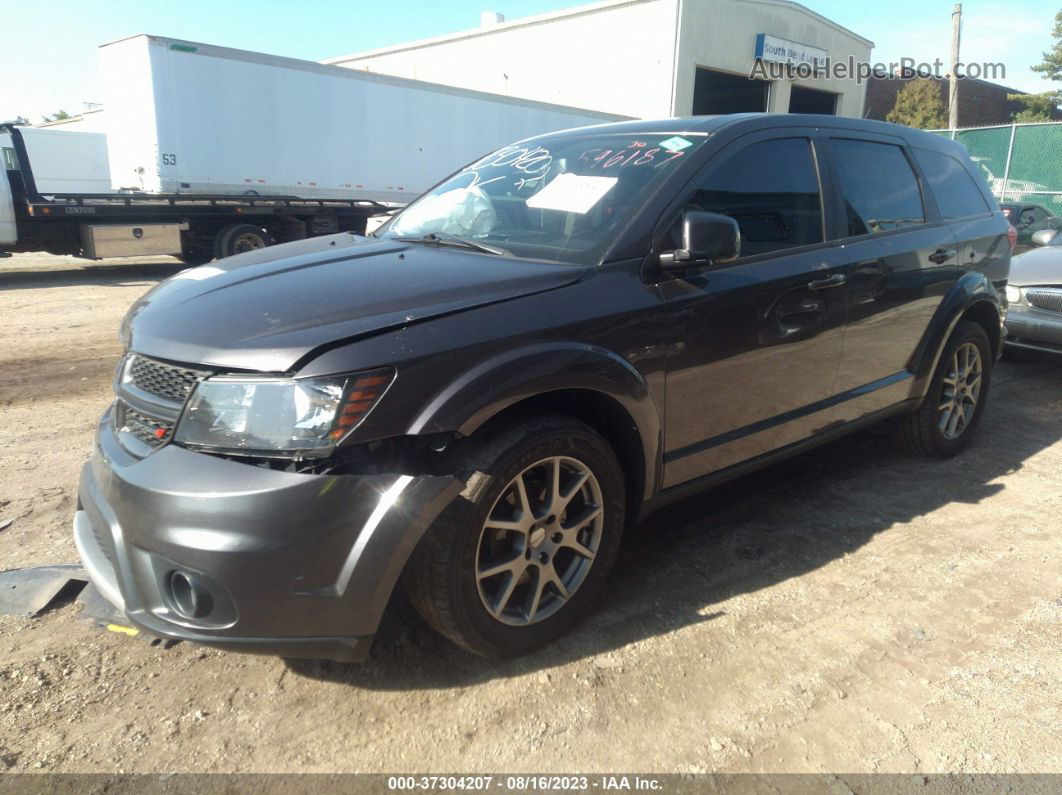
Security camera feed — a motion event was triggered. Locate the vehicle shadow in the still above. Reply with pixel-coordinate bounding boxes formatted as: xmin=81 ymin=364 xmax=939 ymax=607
xmin=0 ymin=259 xmax=185 ymax=290
xmin=288 ymin=357 xmax=1062 ymax=691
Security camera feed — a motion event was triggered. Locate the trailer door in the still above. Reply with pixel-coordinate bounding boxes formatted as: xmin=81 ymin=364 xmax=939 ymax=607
xmin=0 ymin=134 xmax=17 ymax=245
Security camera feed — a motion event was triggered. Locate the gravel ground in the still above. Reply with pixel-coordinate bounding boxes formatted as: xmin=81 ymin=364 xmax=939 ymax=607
xmin=0 ymin=251 xmax=1059 ymax=774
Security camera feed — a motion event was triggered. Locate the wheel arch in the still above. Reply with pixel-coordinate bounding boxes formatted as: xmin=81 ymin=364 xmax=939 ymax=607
xmin=407 ymin=342 xmax=661 ymax=512
xmin=908 ymin=271 xmax=1003 ymax=399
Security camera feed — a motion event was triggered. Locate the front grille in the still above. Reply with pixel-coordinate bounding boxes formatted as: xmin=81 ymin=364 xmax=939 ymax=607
xmin=1026 ymin=288 xmax=1062 ymax=314
xmin=127 ymin=355 xmax=208 ymax=402
xmin=121 ymin=407 xmax=174 ymax=448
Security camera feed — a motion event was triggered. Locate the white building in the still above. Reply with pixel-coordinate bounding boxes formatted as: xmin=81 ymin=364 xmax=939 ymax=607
xmin=326 ymin=0 xmax=874 ymax=119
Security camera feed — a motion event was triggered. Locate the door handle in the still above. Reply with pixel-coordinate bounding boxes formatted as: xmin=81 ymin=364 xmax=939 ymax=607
xmin=808 ymin=273 xmax=847 ymax=290
xmin=928 ymin=248 xmax=957 ymax=264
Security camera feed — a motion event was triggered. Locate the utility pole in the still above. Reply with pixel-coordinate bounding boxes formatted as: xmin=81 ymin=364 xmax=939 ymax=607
xmin=949 ymin=3 xmax=962 ymax=129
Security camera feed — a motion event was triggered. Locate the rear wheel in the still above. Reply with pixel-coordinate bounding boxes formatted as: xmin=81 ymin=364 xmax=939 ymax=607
xmin=892 ymin=320 xmax=992 ymax=458
xmin=213 ymin=223 xmax=274 ymax=259
xmin=404 ymin=414 xmax=625 ymax=658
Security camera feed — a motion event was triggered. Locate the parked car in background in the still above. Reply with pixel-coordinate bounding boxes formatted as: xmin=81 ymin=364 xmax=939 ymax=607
xmin=73 ymin=114 xmax=1009 ymax=663
xmin=1005 ymin=228 xmax=1062 ymax=356
xmin=1000 ymin=201 xmax=1060 ymax=253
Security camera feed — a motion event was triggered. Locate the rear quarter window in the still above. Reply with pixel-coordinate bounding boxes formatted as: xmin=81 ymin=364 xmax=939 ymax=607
xmin=914 ymin=147 xmax=991 ymax=218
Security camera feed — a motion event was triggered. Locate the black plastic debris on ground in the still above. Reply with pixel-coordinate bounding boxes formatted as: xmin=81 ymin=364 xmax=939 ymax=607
xmin=76 ymin=582 xmax=180 ymax=649
xmin=0 ymin=564 xmax=86 ymax=617
xmin=1 ymin=564 xmax=181 ymax=649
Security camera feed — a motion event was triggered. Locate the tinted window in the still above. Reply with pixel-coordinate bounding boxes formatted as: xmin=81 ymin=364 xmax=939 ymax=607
xmin=913 ymin=147 xmax=991 ymax=218
xmin=672 ymin=138 xmax=823 ymax=257
xmin=829 ymin=139 xmax=924 ymax=236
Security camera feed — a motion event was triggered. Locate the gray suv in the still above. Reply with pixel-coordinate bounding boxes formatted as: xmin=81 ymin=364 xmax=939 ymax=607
xmin=74 ymin=114 xmax=1010 ymax=662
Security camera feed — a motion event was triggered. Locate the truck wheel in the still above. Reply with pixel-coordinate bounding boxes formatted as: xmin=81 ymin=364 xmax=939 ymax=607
xmin=404 ymin=414 xmax=626 ymax=658
xmin=213 ymin=224 xmax=274 ymax=259
xmin=892 ymin=320 xmax=992 ymax=458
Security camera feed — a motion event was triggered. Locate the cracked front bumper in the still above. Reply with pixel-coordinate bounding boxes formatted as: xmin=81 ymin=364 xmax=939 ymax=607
xmin=74 ymin=409 xmax=461 ymax=662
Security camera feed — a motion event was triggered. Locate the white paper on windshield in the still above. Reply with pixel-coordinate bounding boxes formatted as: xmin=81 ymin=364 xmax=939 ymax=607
xmin=526 ymin=173 xmax=618 ymax=215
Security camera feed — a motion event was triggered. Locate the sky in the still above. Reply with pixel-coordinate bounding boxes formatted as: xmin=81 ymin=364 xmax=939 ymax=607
xmin=1 ymin=0 xmax=1060 ymax=122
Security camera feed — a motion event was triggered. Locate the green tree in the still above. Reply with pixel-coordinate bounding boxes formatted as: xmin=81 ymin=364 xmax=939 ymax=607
xmin=1031 ymin=10 xmax=1062 ymax=81
xmin=886 ymin=79 xmax=947 ymax=129
xmin=1009 ymin=92 xmax=1056 ymax=122
xmin=40 ymin=110 xmax=71 ymax=123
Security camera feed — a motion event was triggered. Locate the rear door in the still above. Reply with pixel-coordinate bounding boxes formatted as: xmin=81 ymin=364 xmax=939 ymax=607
xmin=657 ymin=129 xmax=848 ymax=487
xmin=819 ymin=133 xmax=959 ymax=406
xmin=910 ymin=144 xmax=1006 ymax=290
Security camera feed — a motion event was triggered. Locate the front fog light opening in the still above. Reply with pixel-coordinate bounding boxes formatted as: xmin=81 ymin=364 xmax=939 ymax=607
xmin=168 ymin=570 xmax=214 ymax=619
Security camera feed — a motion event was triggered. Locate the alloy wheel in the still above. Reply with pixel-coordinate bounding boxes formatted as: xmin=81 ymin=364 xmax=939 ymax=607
xmin=475 ymin=456 xmax=603 ymax=626
xmin=938 ymin=341 xmax=982 ymax=440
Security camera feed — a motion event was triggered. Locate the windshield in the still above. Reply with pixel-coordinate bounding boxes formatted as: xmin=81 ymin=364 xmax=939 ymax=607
xmin=378 ymin=132 xmax=706 ymax=265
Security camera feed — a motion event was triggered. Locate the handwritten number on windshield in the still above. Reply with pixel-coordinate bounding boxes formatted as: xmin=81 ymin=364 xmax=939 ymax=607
xmin=577 ymin=145 xmax=684 ymax=170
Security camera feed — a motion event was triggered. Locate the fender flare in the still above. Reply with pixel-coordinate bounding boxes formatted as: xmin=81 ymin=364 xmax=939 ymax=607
xmin=908 ymin=270 xmax=1003 ymax=399
xmin=407 ymin=341 xmax=662 ymax=502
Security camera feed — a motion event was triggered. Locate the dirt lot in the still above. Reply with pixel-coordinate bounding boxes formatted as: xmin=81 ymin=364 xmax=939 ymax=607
xmin=0 ymin=251 xmax=1059 ymax=774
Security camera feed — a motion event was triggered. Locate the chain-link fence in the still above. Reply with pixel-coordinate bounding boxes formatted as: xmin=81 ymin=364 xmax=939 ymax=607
xmin=932 ymin=122 xmax=1062 ymax=210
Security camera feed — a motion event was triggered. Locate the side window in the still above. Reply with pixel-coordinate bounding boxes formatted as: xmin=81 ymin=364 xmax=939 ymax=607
xmin=667 ymin=137 xmax=824 ymax=258
xmin=913 ymin=147 xmax=991 ymax=219
xmin=1 ymin=146 xmax=19 ymax=171
xmin=828 ymin=139 xmax=925 ymax=236
xmin=1019 ymin=208 xmax=1037 ymax=229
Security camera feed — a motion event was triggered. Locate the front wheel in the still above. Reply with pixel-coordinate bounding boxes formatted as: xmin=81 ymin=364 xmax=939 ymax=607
xmin=892 ymin=320 xmax=993 ymax=458
xmin=404 ymin=414 xmax=626 ymax=658
xmin=212 ymin=223 xmax=275 ymax=259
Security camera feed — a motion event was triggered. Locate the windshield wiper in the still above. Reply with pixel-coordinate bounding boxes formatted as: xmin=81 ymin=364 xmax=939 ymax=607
xmin=394 ymin=232 xmax=509 ymax=257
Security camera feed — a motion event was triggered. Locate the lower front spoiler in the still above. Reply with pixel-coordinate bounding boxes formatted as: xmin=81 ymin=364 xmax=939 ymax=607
xmin=74 ymin=414 xmax=463 ymax=663
xmin=74 ymin=510 xmax=374 ymax=662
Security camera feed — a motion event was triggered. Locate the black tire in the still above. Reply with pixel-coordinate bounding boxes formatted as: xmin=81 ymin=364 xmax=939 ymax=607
xmin=404 ymin=413 xmax=626 ymax=658
xmin=892 ymin=320 xmax=992 ymax=458
xmin=212 ymin=223 xmax=274 ymax=259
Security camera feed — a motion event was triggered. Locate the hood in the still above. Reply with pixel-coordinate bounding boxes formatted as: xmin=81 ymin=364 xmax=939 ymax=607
xmin=1009 ymin=245 xmax=1062 ymax=288
xmin=124 ymin=233 xmax=586 ymax=372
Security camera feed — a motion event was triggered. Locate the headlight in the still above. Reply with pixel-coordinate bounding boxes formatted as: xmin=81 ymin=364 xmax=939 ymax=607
xmin=174 ymin=368 xmax=393 ymax=457
xmin=1005 ymin=284 xmax=1022 ymax=304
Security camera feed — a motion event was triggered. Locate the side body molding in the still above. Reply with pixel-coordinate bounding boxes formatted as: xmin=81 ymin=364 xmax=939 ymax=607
xmin=407 ymin=342 xmax=662 ymax=502
xmin=907 ymin=270 xmax=1003 ymax=400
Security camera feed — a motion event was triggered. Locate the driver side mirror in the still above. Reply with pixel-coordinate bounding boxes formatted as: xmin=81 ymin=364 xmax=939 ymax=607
xmin=660 ymin=211 xmax=741 ymax=270
xmin=1031 ymin=228 xmax=1057 ymax=247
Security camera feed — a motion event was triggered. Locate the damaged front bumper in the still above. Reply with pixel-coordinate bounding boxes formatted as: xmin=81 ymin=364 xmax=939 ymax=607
xmin=74 ymin=410 xmax=461 ymax=662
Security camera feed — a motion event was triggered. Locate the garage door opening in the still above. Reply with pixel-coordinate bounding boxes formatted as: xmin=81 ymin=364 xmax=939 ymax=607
xmin=692 ymin=68 xmax=770 ymax=115
xmin=788 ymin=85 xmax=837 ymax=115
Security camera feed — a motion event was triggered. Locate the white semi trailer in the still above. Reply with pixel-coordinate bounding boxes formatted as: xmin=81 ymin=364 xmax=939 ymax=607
xmin=1 ymin=34 xmax=624 ymax=262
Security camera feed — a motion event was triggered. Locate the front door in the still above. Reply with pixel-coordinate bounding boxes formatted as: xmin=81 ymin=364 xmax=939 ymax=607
xmin=657 ymin=132 xmax=848 ymax=487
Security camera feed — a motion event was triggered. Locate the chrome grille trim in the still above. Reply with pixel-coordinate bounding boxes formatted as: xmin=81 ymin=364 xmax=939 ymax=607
xmin=126 ymin=354 xmax=210 ymax=402
xmin=1026 ymin=288 xmax=1062 ymax=314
